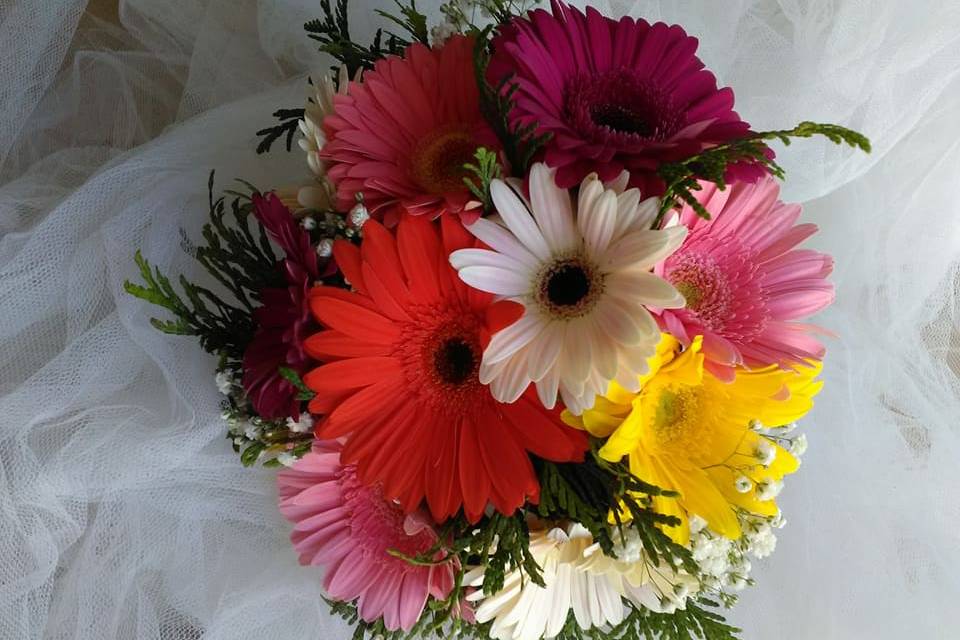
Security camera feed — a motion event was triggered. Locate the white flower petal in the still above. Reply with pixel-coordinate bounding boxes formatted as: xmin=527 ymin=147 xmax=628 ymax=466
xmin=577 ymin=174 xmax=604 ymax=217
xmin=560 ymin=317 xmax=592 ymax=384
xmin=546 ymin=563 xmax=573 ymax=638
xmin=479 ymin=356 xmax=510 ymax=385
xmin=593 ymin=297 xmax=645 ymax=347
xmin=516 ymin=578 xmax=550 ymax=640
xmin=615 ymin=364 xmax=642 ymax=392
xmin=633 ymin=197 xmax=661 ymax=231
xmin=449 ymin=247 xmax=532 ymax=275
xmin=458 ymin=265 xmax=531 ymax=296
xmin=527 ymin=321 xmax=564 ymax=381
xmin=580 ymin=189 xmax=618 ymax=257
xmin=491 ymin=179 xmax=551 ymax=259
xmin=489 ymin=349 xmax=531 ymax=404
xmin=536 ymin=366 xmax=560 ymax=409
xmin=612 ymin=188 xmax=642 ymax=238
xmin=605 ymin=169 xmax=630 ymax=194
xmin=560 ymin=381 xmax=589 ymax=416
xmin=588 ymin=320 xmax=617 ymax=380
xmin=465 ymin=217 xmax=540 ymax=268
xmin=570 ymin=571 xmax=591 ymax=629
xmin=483 ymin=312 xmax=543 ymax=365
xmin=609 ymin=270 xmax=685 ymax=309
xmin=603 ymin=226 xmax=687 ymax=272
xmin=529 ymin=163 xmax=577 ymax=251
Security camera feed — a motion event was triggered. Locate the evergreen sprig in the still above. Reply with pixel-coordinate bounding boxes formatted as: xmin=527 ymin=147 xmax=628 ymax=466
xmin=375 ymin=0 xmax=430 ymax=46
xmin=305 ymin=0 xmax=409 ymax=76
xmin=255 ymin=108 xmax=306 ymax=154
xmin=278 ymin=366 xmax=316 ymax=401
xmin=194 ymin=174 xmax=283 ymax=311
xmin=463 ymin=146 xmax=504 ymax=213
xmin=124 ymin=250 xmax=253 ymax=358
xmin=550 ymin=599 xmax=740 ymax=640
xmin=124 ymin=173 xmax=279 ymax=360
xmin=473 ymin=28 xmax=552 ymax=174
xmin=537 ymin=450 xmax=696 ymax=575
xmin=657 ymin=121 xmax=871 ymax=223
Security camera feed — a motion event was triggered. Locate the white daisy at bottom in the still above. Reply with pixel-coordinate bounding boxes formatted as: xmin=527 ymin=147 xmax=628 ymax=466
xmin=464 ymin=524 xmax=698 ymax=640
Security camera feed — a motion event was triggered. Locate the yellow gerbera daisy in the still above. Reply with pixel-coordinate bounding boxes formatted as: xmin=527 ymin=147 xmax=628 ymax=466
xmin=563 ymin=334 xmax=822 ymax=545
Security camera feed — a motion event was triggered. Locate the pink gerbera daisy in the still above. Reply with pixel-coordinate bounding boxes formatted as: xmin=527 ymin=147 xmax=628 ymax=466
xmin=489 ymin=1 xmax=764 ymax=194
xmin=654 ymin=176 xmax=834 ymax=381
xmin=321 ymin=35 xmax=499 ymax=225
xmin=278 ymin=439 xmax=455 ymax=631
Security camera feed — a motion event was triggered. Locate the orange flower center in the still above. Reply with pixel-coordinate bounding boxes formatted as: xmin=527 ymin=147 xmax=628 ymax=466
xmin=410 ymin=126 xmax=479 ymax=195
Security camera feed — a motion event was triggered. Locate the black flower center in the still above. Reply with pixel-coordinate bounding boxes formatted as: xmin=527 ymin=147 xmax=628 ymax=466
xmin=535 ymin=256 xmax=605 ymax=319
xmin=590 ymin=103 xmax=654 ymax=137
xmin=565 ymin=69 xmax=684 ymax=142
xmin=546 ymin=264 xmax=591 ymax=307
xmin=433 ymin=337 xmax=477 ymax=385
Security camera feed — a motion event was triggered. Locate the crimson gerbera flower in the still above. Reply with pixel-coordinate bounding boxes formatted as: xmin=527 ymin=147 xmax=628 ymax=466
xmin=488 ymin=1 xmax=764 ymax=194
xmin=241 ymin=193 xmax=319 ymax=419
xmin=322 ymin=35 xmax=499 ymax=225
xmin=302 ymin=216 xmax=588 ymax=522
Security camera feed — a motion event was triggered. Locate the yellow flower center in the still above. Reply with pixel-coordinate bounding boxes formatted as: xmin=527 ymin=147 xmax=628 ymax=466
xmin=646 ymin=383 xmax=711 ymax=461
xmin=673 ymin=280 xmax=703 ymax=311
xmin=410 ymin=126 xmax=478 ymax=195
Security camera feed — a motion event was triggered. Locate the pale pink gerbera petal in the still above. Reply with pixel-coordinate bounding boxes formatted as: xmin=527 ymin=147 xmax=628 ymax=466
xmin=278 ymin=440 xmax=454 ymax=631
xmin=654 ymin=176 xmax=835 ymax=379
xmin=321 ymin=35 xmax=499 ymax=225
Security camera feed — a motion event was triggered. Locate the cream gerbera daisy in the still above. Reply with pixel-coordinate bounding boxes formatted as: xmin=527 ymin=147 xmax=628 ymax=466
xmin=464 ymin=524 xmax=697 ymax=640
xmin=296 ymin=65 xmax=352 ymax=210
xmin=450 ymin=163 xmax=687 ymax=414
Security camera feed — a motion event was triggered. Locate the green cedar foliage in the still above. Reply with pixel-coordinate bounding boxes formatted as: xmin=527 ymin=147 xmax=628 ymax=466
xmin=657 ymin=122 xmax=871 ymax=223
xmin=123 ymin=173 xmax=275 ymax=359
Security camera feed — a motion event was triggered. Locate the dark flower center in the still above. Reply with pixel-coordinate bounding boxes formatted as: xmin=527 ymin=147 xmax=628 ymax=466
xmin=546 ymin=264 xmax=591 ymax=307
xmin=535 ymin=256 xmax=604 ymax=319
xmin=566 ymin=69 xmax=684 ymax=143
xmin=411 ymin=126 xmax=479 ymax=195
xmin=433 ymin=337 xmax=477 ymax=385
xmin=589 ymin=103 xmax=655 ymax=137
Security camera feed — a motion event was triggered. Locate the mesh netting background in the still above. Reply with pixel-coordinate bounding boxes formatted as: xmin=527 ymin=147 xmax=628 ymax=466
xmin=1 ymin=1 xmax=959 ymax=638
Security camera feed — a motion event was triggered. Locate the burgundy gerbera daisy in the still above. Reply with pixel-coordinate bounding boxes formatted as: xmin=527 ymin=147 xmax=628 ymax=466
xmin=241 ymin=193 xmax=319 ymax=419
xmin=489 ymin=1 xmax=766 ymax=194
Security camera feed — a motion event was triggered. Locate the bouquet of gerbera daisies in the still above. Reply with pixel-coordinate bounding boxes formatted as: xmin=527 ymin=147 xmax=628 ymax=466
xmin=125 ymin=1 xmax=869 ymax=638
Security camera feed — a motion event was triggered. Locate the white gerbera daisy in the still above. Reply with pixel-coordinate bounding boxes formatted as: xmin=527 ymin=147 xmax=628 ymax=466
xmin=296 ymin=66 xmax=354 ymax=210
xmin=464 ymin=524 xmax=698 ymax=640
xmin=450 ymin=163 xmax=687 ymax=414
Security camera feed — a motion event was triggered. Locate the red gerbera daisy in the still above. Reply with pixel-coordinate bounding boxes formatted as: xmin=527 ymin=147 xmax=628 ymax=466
xmin=322 ymin=35 xmax=500 ymax=225
xmin=303 ymin=216 xmax=588 ymax=523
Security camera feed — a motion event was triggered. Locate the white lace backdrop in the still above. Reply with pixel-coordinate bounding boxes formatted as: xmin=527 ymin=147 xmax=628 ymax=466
xmin=1 ymin=1 xmax=958 ymax=638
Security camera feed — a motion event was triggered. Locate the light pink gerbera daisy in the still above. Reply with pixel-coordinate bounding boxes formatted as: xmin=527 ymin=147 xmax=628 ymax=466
xmin=654 ymin=176 xmax=834 ymax=381
xmin=278 ymin=440 xmax=454 ymax=631
xmin=321 ymin=35 xmax=499 ymax=225
xmin=488 ymin=1 xmax=766 ymax=195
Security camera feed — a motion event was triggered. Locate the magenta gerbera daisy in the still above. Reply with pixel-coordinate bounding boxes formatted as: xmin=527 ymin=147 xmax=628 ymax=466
xmin=488 ymin=1 xmax=763 ymax=194
xmin=654 ymin=176 xmax=834 ymax=381
xmin=321 ymin=35 xmax=499 ymax=225
xmin=278 ymin=439 xmax=455 ymax=631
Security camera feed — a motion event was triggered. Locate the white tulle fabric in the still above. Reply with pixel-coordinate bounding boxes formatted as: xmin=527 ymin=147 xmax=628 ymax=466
xmin=1 ymin=1 xmax=958 ymax=638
